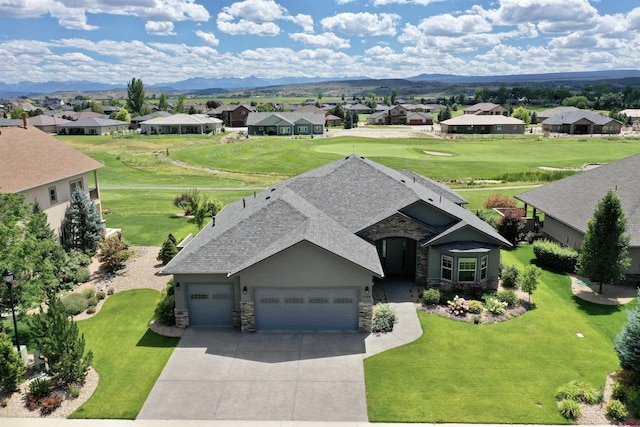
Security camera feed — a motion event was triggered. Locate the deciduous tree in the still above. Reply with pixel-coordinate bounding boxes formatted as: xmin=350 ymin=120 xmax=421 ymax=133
xmin=126 ymin=77 xmax=145 ymax=114
xmin=578 ymin=190 xmax=630 ymax=294
xmin=158 ymin=93 xmax=168 ymax=111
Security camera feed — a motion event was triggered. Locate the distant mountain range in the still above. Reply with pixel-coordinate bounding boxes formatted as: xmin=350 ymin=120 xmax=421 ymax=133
xmin=1 ymin=70 xmax=640 ymax=98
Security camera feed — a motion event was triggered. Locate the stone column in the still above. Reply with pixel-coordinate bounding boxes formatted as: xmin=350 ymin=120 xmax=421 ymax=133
xmin=174 ymin=308 xmax=189 ymax=328
xmin=358 ymin=302 xmax=373 ymax=333
xmin=240 ymin=302 xmax=256 ymax=332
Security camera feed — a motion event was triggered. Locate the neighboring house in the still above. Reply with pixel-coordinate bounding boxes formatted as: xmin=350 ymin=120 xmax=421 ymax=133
xmin=56 ymin=111 xmax=104 ymax=121
xmin=162 ymin=155 xmax=510 ymax=332
xmin=406 ymin=112 xmax=434 ymax=125
xmin=463 ymin=103 xmax=509 ymax=116
xmin=344 ymin=103 xmax=375 ymax=114
xmin=211 ymin=104 xmax=255 ymax=127
xmin=0 ymin=126 xmax=104 ymax=235
xmin=366 ymin=111 xmax=389 ymax=125
xmin=620 ymin=109 xmax=640 ymax=131
xmin=246 ymin=112 xmax=325 ymax=136
xmin=139 ymin=114 xmax=223 ymax=135
xmin=541 ymin=110 xmax=622 ymax=134
xmin=535 ymin=106 xmax=581 ymax=123
xmin=57 ymin=117 xmax=129 ymax=135
xmin=324 ymin=114 xmax=342 ymax=127
xmin=516 ymin=153 xmax=640 ymax=278
xmin=129 ymin=111 xmax=172 ymax=130
xmin=440 ymin=115 xmax=525 ymax=134
xmin=366 ymin=105 xmax=433 ymax=126
xmin=294 ymin=105 xmax=326 ymax=115
xmin=102 ymin=105 xmax=121 ymax=115
xmin=27 ymin=115 xmax=71 ymax=133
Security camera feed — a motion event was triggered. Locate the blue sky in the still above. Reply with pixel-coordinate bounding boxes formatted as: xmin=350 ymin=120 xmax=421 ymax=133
xmin=0 ymin=0 xmax=638 ymax=85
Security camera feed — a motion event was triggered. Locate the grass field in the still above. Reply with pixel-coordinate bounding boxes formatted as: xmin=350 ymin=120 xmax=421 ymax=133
xmin=364 ymin=246 xmax=635 ymax=423
xmin=70 ymin=290 xmax=179 ymax=419
xmin=58 ymin=132 xmax=640 ymax=245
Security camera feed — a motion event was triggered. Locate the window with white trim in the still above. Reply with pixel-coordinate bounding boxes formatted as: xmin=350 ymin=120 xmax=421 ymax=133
xmin=298 ymin=126 xmax=308 ymax=133
xmin=70 ymin=179 xmax=83 ymax=195
xmin=480 ymin=255 xmax=488 ymax=280
xmin=458 ymin=258 xmax=477 ymax=282
xmin=441 ymin=255 xmax=453 ymax=281
xmin=49 ymin=186 xmax=57 ymax=204
xmin=279 ymin=126 xmax=291 ymax=134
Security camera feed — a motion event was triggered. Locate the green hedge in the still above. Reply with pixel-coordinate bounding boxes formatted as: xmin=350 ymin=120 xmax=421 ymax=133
xmin=532 ymin=240 xmax=578 ymax=273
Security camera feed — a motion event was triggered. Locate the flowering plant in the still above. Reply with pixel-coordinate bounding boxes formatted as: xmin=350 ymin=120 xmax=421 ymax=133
xmin=447 ymin=295 xmax=469 ymax=316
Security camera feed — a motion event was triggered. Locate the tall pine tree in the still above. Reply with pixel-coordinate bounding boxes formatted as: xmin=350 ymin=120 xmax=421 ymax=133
xmin=61 ymin=190 xmax=104 ymax=255
xmin=29 ymin=293 xmax=93 ymax=385
xmin=578 ymin=190 xmax=630 ymax=294
xmin=615 ymin=292 xmax=640 ymax=376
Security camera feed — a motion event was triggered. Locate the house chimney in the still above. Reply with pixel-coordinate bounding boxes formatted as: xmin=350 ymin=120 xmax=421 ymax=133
xmin=22 ymin=112 xmax=27 ymax=129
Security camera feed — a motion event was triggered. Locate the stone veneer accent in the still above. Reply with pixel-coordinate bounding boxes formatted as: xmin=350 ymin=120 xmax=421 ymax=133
xmin=232 ymin=309 xmax=241 ymax=329
xmin=358 ymin=302 xmax=373 ymax=333
xmin=174 ymin=308 xmax=189 ymax=328
xmin=358 ymin=213 xmax=434 ymax=286
xmin=240 ymin=302 xmax=256 ymax=332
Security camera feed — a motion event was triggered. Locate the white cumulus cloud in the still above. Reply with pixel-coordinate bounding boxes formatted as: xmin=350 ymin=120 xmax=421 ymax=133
xmin=145 ymin=21 xmax=176 ymax=35
xmin=289 ymin=32 xmax=350 ymax=49
xmin=321 ymin=12 xmax=400 ymax=37
xmin=195 ymin=30 xmax=220 ymax=46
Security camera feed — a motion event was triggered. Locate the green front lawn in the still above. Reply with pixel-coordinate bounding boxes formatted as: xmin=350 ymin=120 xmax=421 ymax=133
xmin=70 ymin=289 xmax=179 ymax=419
xmin=365 ymin=245 xmax=634 ymax=423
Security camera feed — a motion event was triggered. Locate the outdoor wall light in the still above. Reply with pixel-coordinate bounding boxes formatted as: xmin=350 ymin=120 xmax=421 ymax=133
xmin=243 ymin=286 xmax=248 ymax=295
xmin=364 ymin=286 xmax=370 ymax=296
xmin=175 ymin=282 xmax=180 ymax=290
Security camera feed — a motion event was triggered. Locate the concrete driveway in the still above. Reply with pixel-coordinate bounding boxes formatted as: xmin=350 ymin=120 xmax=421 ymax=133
xmin=137 ymin=328 xmax=368 ymax=421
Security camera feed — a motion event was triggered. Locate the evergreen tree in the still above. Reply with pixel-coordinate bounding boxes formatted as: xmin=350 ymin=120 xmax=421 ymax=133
xmin=351 ymin=111 xmax=359 ymax=127
xmin=29 ymin=293 xmax=93 ymax=385
xmin=126 ymin=77 xmax=145 ymax=114
xmin=158 ymin=93 xmax=168 ymax=111
xmin=615 ymin=292 xmax=640 ymax=375
xmin=0 ymin=332 xmax=25 ymax=393
xmin=578 ymin=190 xmax=631 ymax=294
xmin=344 ymin=111 xmax=353 ymax=129
xmin=157 ymin=234 xmax=179 ymax=265
xmin=437 ymin=107 xmax=452 ymax=122
xmin=61 ymin=190 xmax=104 ymax=255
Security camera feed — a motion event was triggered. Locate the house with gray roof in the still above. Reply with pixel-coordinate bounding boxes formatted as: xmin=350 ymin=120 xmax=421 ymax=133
xmin=246 ymin=112 xmax=325 ymax=136
xmin=516 ymin=153 xmax=640 ymax=278
xmin=535 ymin=106 xmax=581 ymax=123
xmin=541 ymin=110 xmax=622 ymax=134
xmin=163 ymin=155 xmax=510 ymax=332
xmin=440 ymin=115 xmax=525 ymax=134
xmin=139 ymin=113 xmax=222 ymax=135
xmin=27 ymin=115 xmax=71 ymax=133
xmin=463 ymin=103 xmax=509 ymax=116
xmin=57 ymin=117 xmax=129 ymax=135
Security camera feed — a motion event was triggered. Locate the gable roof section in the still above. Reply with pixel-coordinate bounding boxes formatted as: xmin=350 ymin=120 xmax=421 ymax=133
xmin=57 ymin=117 xmax=128 ymax=128
xmin=140 ymin=113 xmax=222 ymax=126
xmin=163 ymin=155 xmax=509 ymax=276
xmin=0 ymin=126 xmax=104 ymax=192
xmin=516 ymin=153 xmax=640 ymax=247
xmin=464 ymin=103 xmax=504 ymax=113
xmin=537 ymin=106 xmax=581 ymax=118
xmin=397 ymin=170 xmax=468 ymax=205
xmin=441 ymin=115 xmax=524 ymax=126
xmin=541 ymin=110 xmax=621 ymax=126
xmin=27 ymin=115 xmax=71 ymax=126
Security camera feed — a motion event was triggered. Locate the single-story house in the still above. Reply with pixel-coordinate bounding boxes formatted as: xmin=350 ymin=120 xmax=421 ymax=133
xmin=129 ymin=111 xmax=172 ymax=130
xmin=366 ymin=111 xmax=389 ymax=125
xmin=246 ymin=112 xmax=325 ymax=136
xmin=463 ymin=103 xmax=509 ymax=116
xmin=27 ymin=115 xmax=71 ymax=133
xmin=516 ymin=153 xmax=640 ymax=278
xmin=0 ymin=126 xmax=104 ymax=235
xmin=325 ymin=114 xmax=342 ymax=127
xmin=57 ymin=117 xmax=129 ymax=135
xmin=140 ymin=114 xmax=223 ymax=135
xmin=406 ymin=112 xmax=434 ymax=125
xmin=162 ymin=155 xmax=510 ymax=332
xmin=541 ymin=110 xmax=622 ymax=134
xmin=440 ymin=115 xmax=525 ymax=134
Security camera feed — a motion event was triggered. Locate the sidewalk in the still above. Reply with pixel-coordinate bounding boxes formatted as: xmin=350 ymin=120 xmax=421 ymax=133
xmin=4 ymin=421 xmax=595 ymax=427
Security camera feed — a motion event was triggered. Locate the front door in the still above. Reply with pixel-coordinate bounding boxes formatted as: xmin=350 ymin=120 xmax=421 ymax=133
xmin=377 ymin=238 xmax=416 ymax=277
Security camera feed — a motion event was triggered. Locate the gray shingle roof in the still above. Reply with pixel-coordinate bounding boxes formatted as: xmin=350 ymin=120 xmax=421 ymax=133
xmin=163 ymin=155 xmax=509 ymax=276
xmin=516 ymin=153 xmax=640 ymax=247
xmin=57 ymin=117 xmax=128 ymax=127
xmin=246 ymin=112 xmax=325 ymax=126
xmin=542 ymin=110 xmax=621 ymax=126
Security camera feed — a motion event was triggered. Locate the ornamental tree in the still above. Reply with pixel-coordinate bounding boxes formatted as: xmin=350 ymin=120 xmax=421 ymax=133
xmin=578 ymin=190 xmax=630 ymax=294
xmin=520 ymin=265 xmax=541 ymax=302
xmin=0 ymin=332 xmax=25 ymax=393
xmin=126 ymin=77 xmax=145 ymax=114
xmin=60 ymin=189 xmax=104 ymax=255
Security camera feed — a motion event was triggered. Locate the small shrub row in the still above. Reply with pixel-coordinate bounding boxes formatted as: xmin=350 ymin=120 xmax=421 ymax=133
xmin=154 ymin=281 xmax=176 ymax=326
xmin=555 ymin=380 xmax=603 ymax=404
xmin=372 ymin=303 xmax=397 ymax=332
xmin=533 ymin=239 xmax=578 ymax=273
xmin=501 ymin=264 xmax=520 ymax=288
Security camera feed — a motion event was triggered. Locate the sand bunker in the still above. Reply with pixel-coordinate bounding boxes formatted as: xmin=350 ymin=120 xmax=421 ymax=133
xmin=424 ymin=150 xmax=453 ymax=156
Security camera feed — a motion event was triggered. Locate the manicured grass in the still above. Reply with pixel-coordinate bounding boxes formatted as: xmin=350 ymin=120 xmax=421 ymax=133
xmin=70 ymin=289 xmax=179 ymax=419
xmin=364 ymin=245 xmax=635 ymax=423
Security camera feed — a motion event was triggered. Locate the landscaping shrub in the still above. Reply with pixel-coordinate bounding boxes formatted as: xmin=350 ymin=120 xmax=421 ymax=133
xmin=612 ymin=382 xmax=629 ymax=400
xmin=154 ymin=282 xmax=176 ymax=326
xmin=626 ymin=387 xmax=640 ymax=417
xmin=484 ymin=194 xmax=517 ymax=209
xmin=447 ymin=295 xmax=469 ymax=316
xmin=86 ymin=306 xmax=96 ymax=314
xmin=82 ymin=288 xmax=96 ymax=300
xmin=422 ymin=288 xmax=440 ymax=305
xmin=68 ymin=384 xmax=81 ymax=399
xmin=476 ymin=209 xmax=498 ymax=229
xmin=558 ymin=399 xmax=581 ymax=420
xmin=72 ymin=267 xmax=91 ymax=284
xmin=532 ymin=239 xmax=578 ymax=273
xmin=39 ymin=393 xmax=63 ymax=415
xmin=467 ymin=300 xmax=484 ymax=314
xmin=606 ymin=399 xmax=628 ymax=421
xmin=497 ymin=213 xmax=525 ymax=244
xmin=555 ymin=380 xmax=603 ymax=403
xmin=483 ymin=296 xmax=507 ymax=315
xmin=98 ymin=232 xmax=133 ymax=272
xmin=0 ymin=332 xmax=25 ymax=393
xmin=496 ymin=290 xmax=519 ymax=308
xmin=96 ymin=291 xmax=106 ymax=300
xmin=62 ymin=293 xmax=89 ymax=315
xmin=372 ymin=303 xmax=397 ymax=332
xmin=157 ymin=234 xmax=179 ymax=265
xmin=501 ymin=264 xmax=520 ymax=288
xmin=28 ymin=377 xmax=52 ymax=400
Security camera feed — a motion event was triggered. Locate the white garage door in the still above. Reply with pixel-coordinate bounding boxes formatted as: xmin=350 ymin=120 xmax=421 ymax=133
xmin=255 ymin=288 xmax=359 ymax=331
xmin=187 ymin=283 xmax=233 ymax=327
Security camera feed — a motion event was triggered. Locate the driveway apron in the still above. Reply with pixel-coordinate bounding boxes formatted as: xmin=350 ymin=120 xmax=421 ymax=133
xmin=137 ymin=329 xmax=368 ymax=421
